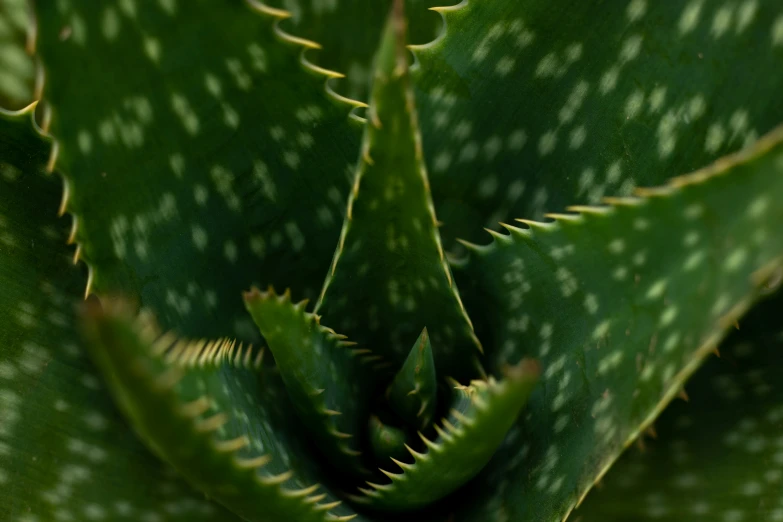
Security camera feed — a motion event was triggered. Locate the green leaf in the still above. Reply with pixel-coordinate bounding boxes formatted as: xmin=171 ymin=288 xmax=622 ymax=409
xmin=34 ymin=0 xmax=364 ymax=340
xmin=315 ymin=4 xmax=481 ymax=380
xmin=81 ymin=298 xmax=362 ymax=522
xmin=266 ymin=0 xmax=443 ymax=101
xmin=0 ymin=105 xmax=236 ymax=521
xmin=0 ymin=0 xmax=34 ymax=108
xmin=452 ymin=126 xmax=783 ymax=522
xmin=244 ymin=286 xmax=384 ymax=479
xmin=387 ymin=327 xmax=437 ymax=429
xmin=412 ymin=0 xmax=783 ymax=247
xmin=576 ymin=289 xmax=783 ymax=521
xmin=352 ymin=360 xmax=540 ymax=512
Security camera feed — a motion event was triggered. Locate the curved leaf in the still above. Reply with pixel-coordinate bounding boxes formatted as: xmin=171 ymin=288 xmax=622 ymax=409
xmin=315 ymin=5 xmax=480 ymax=380
xmin=0 ymin=105 xmax=236 ymax=521
xmin=81 ymin=299 xmax=362 ymax=522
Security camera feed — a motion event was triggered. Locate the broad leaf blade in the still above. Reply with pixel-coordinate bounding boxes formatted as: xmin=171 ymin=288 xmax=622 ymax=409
xmin=454 ymin=126 xmax=783 ymax=522
xmin=576 ymin=289 xmax=783 ymax=521
xmin=34 ymin=0 xmax=363 ymax=339
xmin=413 ymin=0 xmax=783 ymax=247
xmin=0 ymin=106 xmax=236 ymax=521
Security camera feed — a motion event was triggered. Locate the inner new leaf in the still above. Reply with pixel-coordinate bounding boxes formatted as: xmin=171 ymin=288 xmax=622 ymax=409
xmin=352 ymin=360 xmax=540 ymax=512
xmin=386 ymin=327 xmax=437 ymax=429
xmin=244 ymin=286 xmax=384 ymax=479
xmin=314 ymin=3 xmax=481 ymax=381
xmin=368 ymin=415 xmax=409 ymax=464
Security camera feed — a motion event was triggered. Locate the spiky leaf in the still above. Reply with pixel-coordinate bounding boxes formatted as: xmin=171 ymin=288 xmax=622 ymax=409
xmin=244 ymin=286 xmax=383 ymax=478
xmin=315 ymin=5 xmax=480 ymax=380
xmin=81 ymin=299 xmax=362 ymax=522
xmin=387 ymin=327 xmax=437 ymax=429
xmin=454 ymin=126 xmax=783 ymax=522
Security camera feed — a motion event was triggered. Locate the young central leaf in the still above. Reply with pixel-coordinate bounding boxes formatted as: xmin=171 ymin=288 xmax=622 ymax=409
xmin=353 ymin=360 xmax=540 ymax=511
xmin=315 ymin=4 xmax=481 ymax=381
xmin=386 ymin=328 xmax=437 ymax=429
xmin=244 ymin=287 xmax=378 ymax=479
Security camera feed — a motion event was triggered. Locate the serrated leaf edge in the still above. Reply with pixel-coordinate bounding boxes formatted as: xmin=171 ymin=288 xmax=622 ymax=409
xmin=350 ymin=360 xmax=539 ymax=511
xmin=244 ymin=285 xmax=392 ymax=475
xmin=313 ymin=9 xmax=481 ymax=355
xmin=89 ymin=299 xmax=356 ymax=522
xmin=463 ymin=125 xmax=783 ymax=522
xmin=26 ymin=0 xmax=370 ymax=302
xmin=407 ymin=0 xmax=468 ymax=70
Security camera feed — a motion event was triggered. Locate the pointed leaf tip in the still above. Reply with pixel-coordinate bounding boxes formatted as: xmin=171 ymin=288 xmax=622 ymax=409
xmin=387 ymin=328 xmax=438 ymax=429
xmin=312 ymin=0 xmax=480 ymax=380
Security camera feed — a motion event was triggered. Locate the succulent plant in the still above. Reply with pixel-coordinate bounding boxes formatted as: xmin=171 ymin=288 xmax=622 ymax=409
xmin=2 ymin=0 xmax=783 ymax=521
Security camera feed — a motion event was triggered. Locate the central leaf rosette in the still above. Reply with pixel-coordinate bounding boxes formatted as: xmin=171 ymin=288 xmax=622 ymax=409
xmin=80 ymin=4 xmax=540 ymax=519
xmin=242 ymin=6 xmax=540 ymax=511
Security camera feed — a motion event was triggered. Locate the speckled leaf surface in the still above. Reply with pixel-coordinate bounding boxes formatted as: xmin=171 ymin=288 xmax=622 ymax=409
xmin=452 ymin=127 xmax=783 ymax=522
xmin=0 ymin=0 xmax=34 ymax=108
xmin=413 ymin=0 xmax=783 ymax=247
xmin=82 ymin=301 xmax=363 ymax=522
xmin=266 ymin=0 xmax=443 ymax=101
xmin=34 ymin=0 xmax=364 ymax=340
xmin=316 ymin=9 xmax=481 ymax=380
xmin=0 ymin=106 xmax=236 ymax=522
xmin=576 ymin=290 xmax=783 ymax=521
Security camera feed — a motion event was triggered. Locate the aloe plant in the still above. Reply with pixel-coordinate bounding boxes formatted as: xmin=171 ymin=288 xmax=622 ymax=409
xmin=2 ymin=0 xmax=783 ymax=521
